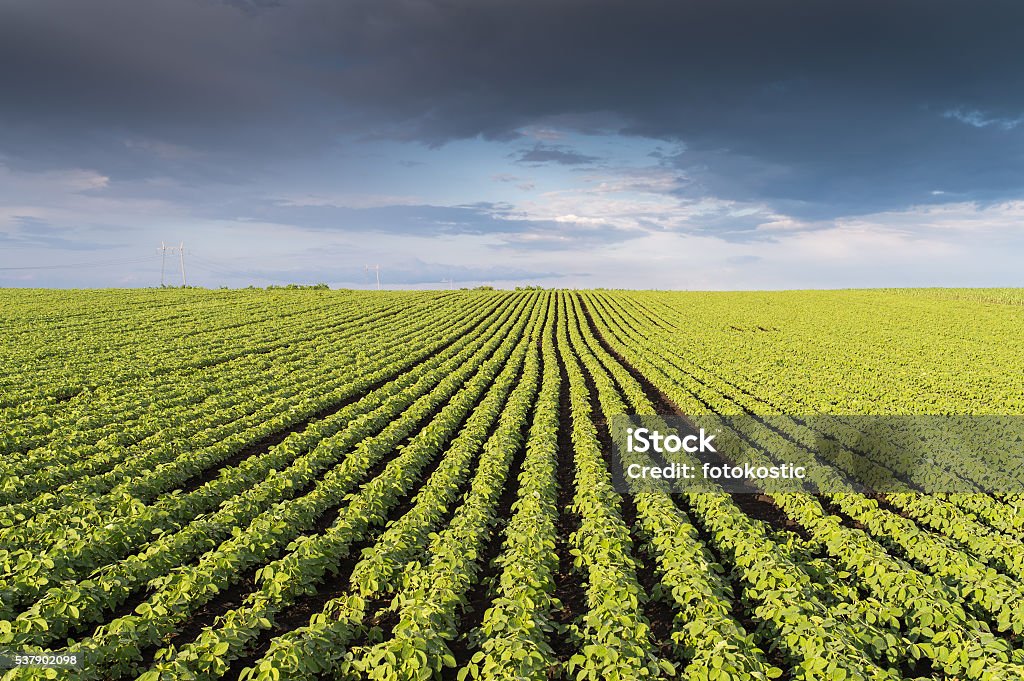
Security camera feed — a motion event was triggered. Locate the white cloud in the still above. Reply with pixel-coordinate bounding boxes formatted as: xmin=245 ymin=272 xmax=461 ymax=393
xmin=4 ymin=153 xmax=1024 ymax=290
xmin=272 ymin=192 xmax=423 ymax=209
xmin=0 ymin=162 xmax=110 ymax=199
xmin=519 ymin=126 xmax=565 ymax=142
xmin=832 ymin=200 xmax=1024 ymax=235
xmin=943 ymin=108 xmax=1024 ymax=131
xmin=505 ymin=166 xmax=780 ymax=234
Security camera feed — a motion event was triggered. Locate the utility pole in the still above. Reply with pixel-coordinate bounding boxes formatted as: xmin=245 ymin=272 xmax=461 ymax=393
xmin=364 ymin=264 xmax=381 ymax=290
xmin=178 ymin=241 xmax=187 ymax=287
xmin=159 ymin=241 xmax=166 ymax=287
xmin=157 ymin=242 xmax=187 ymax=287
xmin=440 ymin=277 xmax=454 ymax=290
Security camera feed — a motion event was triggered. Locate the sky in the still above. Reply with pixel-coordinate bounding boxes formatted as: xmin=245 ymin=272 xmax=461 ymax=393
xmin=1 ymin=0 xmax=1023 ymax=289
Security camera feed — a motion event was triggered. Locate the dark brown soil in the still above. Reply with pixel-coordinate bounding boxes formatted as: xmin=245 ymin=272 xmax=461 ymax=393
xmin=548 ymin=326 xmax=587 ymax=669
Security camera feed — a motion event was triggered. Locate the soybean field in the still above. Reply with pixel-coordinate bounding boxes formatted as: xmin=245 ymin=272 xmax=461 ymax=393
xmin=2 ymin=288 xmax=1024 ymax=681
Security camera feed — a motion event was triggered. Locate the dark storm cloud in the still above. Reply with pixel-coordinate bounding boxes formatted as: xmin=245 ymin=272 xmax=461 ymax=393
xmin=0 ymin=0 xmax=330 ymax=177
xmin=294 ymin=0 xmax=1024 ymax=219
xmin=207 ymin=199 xmax=639 ymax=247
xmin=1 ymin=0 xmax=1022 ymax=218
xmin=514 ymin=143 xmax=600 ymax=167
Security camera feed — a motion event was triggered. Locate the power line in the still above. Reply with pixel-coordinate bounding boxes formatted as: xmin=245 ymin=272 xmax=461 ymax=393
xmin=190 ymin=254 xmax=312 ymax=285
xmin=186 ymin=261 xmax=230 ymax=278
xmin=0 ymin=256 xmax=158 ymax=271
xmin=190 ymin=255 xmax=325 ymax=286
xmin=189 ymin=254 xmax=239 ymax=277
